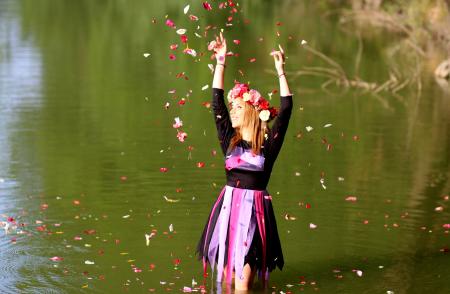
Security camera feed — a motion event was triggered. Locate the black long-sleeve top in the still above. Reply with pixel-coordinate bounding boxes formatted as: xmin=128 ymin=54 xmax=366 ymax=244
xmin=212 ymin=88 xmax=293 ymax=190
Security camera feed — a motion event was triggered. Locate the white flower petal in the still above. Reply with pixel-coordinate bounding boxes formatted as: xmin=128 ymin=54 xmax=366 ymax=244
xmin=143 ymin=53 xmax=151 ymax=58
xmin=183 ymin=4 xmax=190 ymax=14
xmin=201 ymin=84 xmax=209 ymax=91
xmin=176 ymin=29 xmax=187 ymax=35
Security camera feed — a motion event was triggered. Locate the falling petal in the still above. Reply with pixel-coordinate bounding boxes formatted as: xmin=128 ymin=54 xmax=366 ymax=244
xmin=143 ymin=53 xmax=151 ymax=58
xmin=166 ymin=19 xmax=175 ymax=28
xmin=145 ymin=234 xmax=152 ymax=246
xmin=324 ymin=123 xmax=332 ymax=128
xmin=170 ymin=44 xmax=178 ymax=50
xmin=176 ymin=28 xmax=187 ymax=35
xmin=163 ymin=195 xmax=180 ymax=203
xmin=309 ymin=223 xmax=317 ymax=229
xmin=183 ymin=4 xmax=190 ymax=14
xmin=345 ymin=196 xmax=358 ymax=202
xmin=201 ymin=84 xmax=209 ymax=91
xmin=84 ymin=260 xmax=95 ymax=265
xmin=194 ymin=32 xmax=202 ymax=38
xmin=189 ymin=14 xmax=199 ymax=21
xmin=169 ymin=224 xmax=173 ymax=232
xmin=183 ymin=48 xmax=197 ymax=57
xmin=173 ymin=117 xmax=183 ymax=128
xmin=207 ymin=40 xmax=216 ymax=51
xmin=177 ymin=131 xmax=188 ymax=142
xmin=284 ymin=213 xmax=297 ymax=221
xmin=202 ymin=1 xmax=212 ymax=10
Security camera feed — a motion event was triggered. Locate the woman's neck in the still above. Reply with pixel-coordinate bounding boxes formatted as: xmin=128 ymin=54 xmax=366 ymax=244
xmin=240 ymin=127 xmax=252 ymax=142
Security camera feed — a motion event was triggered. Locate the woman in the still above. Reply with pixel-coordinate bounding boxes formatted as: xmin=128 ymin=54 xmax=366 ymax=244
xmin=197 ymin=32 xmax=293 ymax=291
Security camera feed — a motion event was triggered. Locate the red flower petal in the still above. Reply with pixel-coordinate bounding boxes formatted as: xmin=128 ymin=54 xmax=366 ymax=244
xmin=202 ymin=1 xmax=212 ymax=10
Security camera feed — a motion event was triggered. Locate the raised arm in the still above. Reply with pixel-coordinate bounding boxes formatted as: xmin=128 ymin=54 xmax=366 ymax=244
xmin=212 ymin=32 xmax=227 ymax=90
xmin=210 ymin=32 xmax=234 ymax=155
xmin=266 ymin=45 xmax=293 ymax=161
xmin=273 ymin=44 xmax=292 ymax=96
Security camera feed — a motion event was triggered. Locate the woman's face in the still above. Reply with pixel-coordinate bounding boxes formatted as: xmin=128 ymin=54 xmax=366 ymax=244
xmin=229 ymin=98 xmax=245 ymax=128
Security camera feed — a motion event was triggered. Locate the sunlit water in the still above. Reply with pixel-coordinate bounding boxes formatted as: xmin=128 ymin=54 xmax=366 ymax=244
xmin=1 ymin=0 xmax=449 ymax=293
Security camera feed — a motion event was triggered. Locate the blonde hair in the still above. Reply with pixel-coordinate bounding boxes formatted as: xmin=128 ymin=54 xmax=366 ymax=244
xmin=229 ymin=102 xmax=269 ymax=155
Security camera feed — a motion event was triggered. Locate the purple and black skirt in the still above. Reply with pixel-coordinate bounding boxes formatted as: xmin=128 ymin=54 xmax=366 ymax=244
xmin=196 ymin=146 xmax=284 ymax=285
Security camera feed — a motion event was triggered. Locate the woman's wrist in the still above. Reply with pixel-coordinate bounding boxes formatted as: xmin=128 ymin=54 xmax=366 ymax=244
xmin=216 ymin=55 xmax=226 ymax=64
xmin=278 ymin=72 xmax=285 ymax=78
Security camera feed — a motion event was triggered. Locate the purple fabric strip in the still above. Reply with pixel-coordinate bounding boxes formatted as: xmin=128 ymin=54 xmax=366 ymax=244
xmin=225 ymin=147 xmax=265 ymax=171
xmin=254 ymin=191 xmax=267 ymax=285
xmin=226 ymin=188 xmax=244 ymax=284
xmin=234 ymin=189 xmax=256 ymax=281
xmin=203 ymin=186 xmax=226 ymax=277
xmin=213 ymin=186 xmax=233 ymax=282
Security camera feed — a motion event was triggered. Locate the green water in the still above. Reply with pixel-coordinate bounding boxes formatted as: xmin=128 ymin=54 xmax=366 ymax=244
xmin=0 ymin=0 xmax=449 ymax=293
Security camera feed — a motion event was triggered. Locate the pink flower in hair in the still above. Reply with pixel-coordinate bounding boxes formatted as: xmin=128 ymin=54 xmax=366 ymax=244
xmin=238 ymin=83 xmax=249 ymax=96
xmin=230 ymin=86 xmax=241 ymax=99
xmin=248 ymin=89 xmax=261 ymax=105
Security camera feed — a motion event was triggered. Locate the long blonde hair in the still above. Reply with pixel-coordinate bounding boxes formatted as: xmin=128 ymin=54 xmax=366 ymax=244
xmin=229 ymin=102 xmax=269 ymax=155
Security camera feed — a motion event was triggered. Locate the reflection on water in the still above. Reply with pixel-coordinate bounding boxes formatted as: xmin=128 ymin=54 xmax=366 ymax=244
xmin=0 ymin=0 xmax=449 ymax=293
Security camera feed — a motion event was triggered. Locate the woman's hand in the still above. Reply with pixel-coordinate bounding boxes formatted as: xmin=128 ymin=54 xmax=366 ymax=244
xmin=271 ymin=45 xmax=285 ymax=75
xmin=209 ymin=32 xmax=227 ymax=64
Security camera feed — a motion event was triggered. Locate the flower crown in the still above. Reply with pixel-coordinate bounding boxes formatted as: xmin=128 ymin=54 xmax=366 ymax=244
xmin=227 ymin=82 xmax=278 ymax=122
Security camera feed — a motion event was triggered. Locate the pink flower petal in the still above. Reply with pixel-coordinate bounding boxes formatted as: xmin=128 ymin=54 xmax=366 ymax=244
xmin=165 ymin=19 xmax=175 ymax=28
xmin=50 ymin=256 xmax=64 ymax=262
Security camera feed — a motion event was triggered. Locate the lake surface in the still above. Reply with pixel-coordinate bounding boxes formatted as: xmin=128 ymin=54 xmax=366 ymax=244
xmin=1 ymin=0 xmax=449 ymax=293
